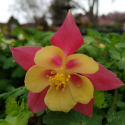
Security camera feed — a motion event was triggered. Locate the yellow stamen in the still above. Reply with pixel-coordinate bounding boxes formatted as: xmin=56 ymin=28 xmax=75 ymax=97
xmin=47 ymin=68 xmax=70 ymax=92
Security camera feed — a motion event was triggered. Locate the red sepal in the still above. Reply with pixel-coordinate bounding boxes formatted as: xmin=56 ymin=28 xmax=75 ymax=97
xmin=73 ymin=98 xmax=94 ymax=116
xmin=50 ymin=10 xmax=84 ymax=57
xmin=28 ymin=86 xmax=49 ymax=113
xmin=10 ymin=46 xmax=42 ymax=71
xmin=84 ymin=64 xmax=124 ymax=90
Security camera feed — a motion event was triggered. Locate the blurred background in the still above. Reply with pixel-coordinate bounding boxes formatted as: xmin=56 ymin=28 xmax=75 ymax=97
xmin=0 ymin=0 xmax=125 ymax=36
xmin=1 ymin=0 xmax=125 ymax=123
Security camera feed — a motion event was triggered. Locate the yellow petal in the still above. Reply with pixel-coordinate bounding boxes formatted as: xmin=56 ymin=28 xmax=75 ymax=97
xmin=65 ymin=54 xmax=99 ymax=74
xmin=44 ymin=84 xmax=77 ymax=112
xmin=68 ymin=74 xmax=94 ymax=104
xmin=25 ymin=65 xmax=51 ymax=93
xmin=34 ymin=46 xmax=65 ymax=69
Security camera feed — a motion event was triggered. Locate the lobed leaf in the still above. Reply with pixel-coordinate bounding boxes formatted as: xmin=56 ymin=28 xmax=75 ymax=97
xmin=106 ymin=109 xmax=125 ymax=125
xmin=3 ymin=57 xmax=17 ymax=69
xmin=94 ymin=89 xmax=108 ymax=108
xmin=108 ymin=48 xmax=121 ymax=60
xmin=43 ymin=110 xmax=102 ymax=125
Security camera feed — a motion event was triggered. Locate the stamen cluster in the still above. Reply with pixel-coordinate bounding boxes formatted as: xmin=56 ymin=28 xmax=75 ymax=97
xmin=47 ymin=68 xmax=70 ymax=91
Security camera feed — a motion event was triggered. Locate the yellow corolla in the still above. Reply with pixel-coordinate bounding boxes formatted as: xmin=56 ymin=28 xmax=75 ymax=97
xmin=25 ymin=46 xmax=99 ymax=112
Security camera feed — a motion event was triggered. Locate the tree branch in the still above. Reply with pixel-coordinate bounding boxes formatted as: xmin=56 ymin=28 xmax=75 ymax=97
xmin=92 ymin=0 xmax=96 ymax=7
xmin=71 ymin=1 xmax=87 ymax=13
xmin=88 ymin=0 xmax=90 ymax=8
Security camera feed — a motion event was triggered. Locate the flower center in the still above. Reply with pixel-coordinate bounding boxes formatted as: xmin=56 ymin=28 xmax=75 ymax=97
xmin=47 ymin=68 xmax=70 ymax=91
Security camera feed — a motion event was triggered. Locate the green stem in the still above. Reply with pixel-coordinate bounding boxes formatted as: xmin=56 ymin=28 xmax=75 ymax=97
xmin=114 ymin=60 xmax=117 ymax=68
xmin=37 ymin=117 xmax=42 ymax=125
xmin=111 ymin=88 xmax=118 ymax=109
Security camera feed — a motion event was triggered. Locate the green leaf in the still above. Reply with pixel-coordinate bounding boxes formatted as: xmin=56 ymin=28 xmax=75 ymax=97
xmin=84 ymin=45 xmax=100 ymax=59
xmin=5 ymin=97 xmax=33 ymax=116
xmin=11 ymin=27 xmax=21 ymax=37
xmin=116 ymin=50 xmax=125 ymax=70
xmin=3 ymin=57 xmax=17 ymax=69
xmin=0 ymin=79 xmax=15 ymax=92
xmin=43 ymin=110 xmax=102 ymax=125
xmin=0 ymin=86 xmax=28 ymax=101
xmin=23 ymin=28 xmax=38 ymax=35
xmin=36 ymin=110 xmax=45 ymax=117
xmin=102 ymin=62 xmax=114 ymax=69
xmin=41 ymin=33 xmax=54 ymax=46
xmin=0 ymin=113 xmax=33 ymax=125
xmin=0 ymin=55 xmax=7 ymax=63
xmin=3 ymin=115 xmax=16 ymax=125
xmin=108 ymin=48 xmax=121 ymax=60
xmin=94 ymin=90 xmax=108 ymax=108
xmin=106 ymin=109 xmax=119 ymax=125
xmin=106 ymin=109 xmax=125 ymax=125
xmin=117 ymin=60 xmax=125 ymax=70
xmin=106 ymin=33 xmax=120 ymax=43
xmin=0 ymin=120 xmax=11 ymax=125
xmin=0 ymin=97 xmax=33 ymax=125
xmin=11 ymin=65 xmax=26 ymax=78
xmin=35 ymin=31 xmax=54 ymax=42
xmin=5 ymin=97 xmax=20 ymax=116
xmin=121 ymin=50 xmax=125 ymax=60
xmin=115 ymin=42 xmax=125 ymax=48
xmin=87 ymin=29 xmax=100 ymax=37
xmin=76 ymin=45 xmax=84 ymax=53
xmin=116 ymin=94 xmax=125 ymax=110
xmin=34 ymin=31 xmax=46 ymax=40
xmin=25 ymin=39 xmax=41 ymax=46
xmin=119 ymin=84 xmax=125 ymax=92
xmin=84 ymin=36 xmax=97 ymax=44
xmin=15 ymin=112 xmax=33 ymax=125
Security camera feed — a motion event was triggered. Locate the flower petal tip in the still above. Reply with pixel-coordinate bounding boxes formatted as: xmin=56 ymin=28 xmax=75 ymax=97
xmin=10 ymin=46 xmax=15 ymax=52
xmin=84 ymin=64 xmax=124 ymax=90
xmin=10 ymin=46 xmax=42 ymax=71
xmin=50 ymin=10 xmax=84 ymax=57
xmin=28 ymin=87 xmax=49 ymax=113
xmin=68 ymin=9 xmax=71 ymax=13
xmin=73 ymin=98 xmax=94 ymax=116
xmin=67 ymin=9 xmax=72 ymax=17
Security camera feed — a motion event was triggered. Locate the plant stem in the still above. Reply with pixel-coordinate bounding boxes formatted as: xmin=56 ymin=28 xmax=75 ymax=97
xmin=111 ymin=88 xmax=118 ymax=109
xmin=37 ymin=117 xmax=42 ymax=125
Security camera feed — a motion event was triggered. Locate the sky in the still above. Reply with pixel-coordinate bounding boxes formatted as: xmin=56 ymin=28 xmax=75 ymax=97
xmin=0 ymin=0 xmax=125 ymax=24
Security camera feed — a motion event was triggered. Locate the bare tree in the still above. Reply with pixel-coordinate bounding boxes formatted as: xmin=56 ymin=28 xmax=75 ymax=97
xmin=49 ymin=0 xmax=73 ymax=26
xmin=9 ymin=0 xmax=51 ymax=23
xmin=72 ymin=0 xmax=99 ymax=27
xmin=10 ymin=0 xmax=99 ymax=27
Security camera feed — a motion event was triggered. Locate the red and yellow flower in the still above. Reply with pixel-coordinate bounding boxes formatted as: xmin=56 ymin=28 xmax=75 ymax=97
xmin=10 ymin=10 xmax=124 ymax=116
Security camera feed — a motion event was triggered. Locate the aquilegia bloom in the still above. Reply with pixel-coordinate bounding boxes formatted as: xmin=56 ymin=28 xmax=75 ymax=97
xmin=10 ymin=10 xmax=124 ymax=116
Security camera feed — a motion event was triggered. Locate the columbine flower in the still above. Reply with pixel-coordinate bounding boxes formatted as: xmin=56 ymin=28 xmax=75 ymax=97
xmin=10 ymin=10 xmax=124 ymax=116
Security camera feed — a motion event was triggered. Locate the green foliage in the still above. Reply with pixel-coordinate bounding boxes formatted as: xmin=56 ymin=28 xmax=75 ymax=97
xmin=108 ymin=48 xmax=121 ymax=60
xmin=43 ymin=110 xmax=102 ymax=125
xmin=3 ymin=57 xmax=17 ymax=69
xmin=115 ymin=42 xmax=125 ymax=48
xmin=5 ymin=97 xmax=31 ymax=116
xmin=116 ymin=94 xmax=125 ymax=110
xmin=0 ymin=86 xmax=28 ymax=101
xmin=0 ymin=97 xmax=34 ymax=125
xmin=106 ymin=109 xmax=125 ymax=125
xmin=84 ymin=45 xmax=101 ymax=59
xmin=0 ymin=79 xmax=15 ymax=92
xmin=0 ymin=27 xmax=125 ymax=124
xmin=94 ymin=90 xmax=108 ymax=108
xmin=11 ymin=66 xmax=26 ymax=78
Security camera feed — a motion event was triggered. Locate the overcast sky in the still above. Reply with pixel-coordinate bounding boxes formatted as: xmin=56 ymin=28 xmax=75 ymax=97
xmin=0 ymin=0 xmax=125 ymax=24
